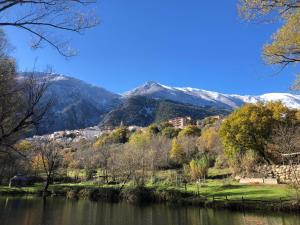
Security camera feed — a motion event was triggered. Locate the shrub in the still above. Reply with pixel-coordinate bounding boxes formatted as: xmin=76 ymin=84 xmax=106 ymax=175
xmin=155 ymin=189 xmax=183 ymax=203
xmin=122 ymin=186 xmax=155 ymax=203
xmin=77 ymin=188 xmax=101 ymax=200
xmin=215 ymin=154 xmax=229 ymax=169
xmin=66 ymin=190 xmax=78 ymax=199
xmin=98 ymin=187 xmax=120 ymax=202
xmin=188 ymin=157 xmax=210 ymax=181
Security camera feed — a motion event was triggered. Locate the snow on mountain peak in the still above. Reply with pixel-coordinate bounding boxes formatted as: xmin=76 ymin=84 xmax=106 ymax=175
xmin=124 ymin=81 xmax=300 ymax=109
xmin=48 ymin=74 xmax=69 ymax=82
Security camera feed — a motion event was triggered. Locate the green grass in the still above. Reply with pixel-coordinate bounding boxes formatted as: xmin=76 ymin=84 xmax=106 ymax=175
xmin=191 ymin=181 xmax=293 ymax=201
xmin=0 ymin=181 xmax=295 ymax=201
xmin=148 ymin=167 xmax=295 ymax=201
xmin=147 ymin=179 xmax=294 ymax=201
xmin=0 ymin=183 xmax=43 ymax=194
xmin=0 ymin=168 xmax=297 ymax=202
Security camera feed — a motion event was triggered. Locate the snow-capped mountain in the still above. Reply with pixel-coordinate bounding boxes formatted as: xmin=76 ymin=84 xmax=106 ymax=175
xmin=124 ymin=81 xmax=300 ymax=109
xmin=20 ymin=72 xmax=121 ymax=134
xmin=20 ymin=74 xmax=300 ymax=135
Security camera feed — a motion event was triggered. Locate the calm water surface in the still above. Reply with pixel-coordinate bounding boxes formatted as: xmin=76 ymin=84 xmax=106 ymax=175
xmin=0 ymin=197 xmax=299 ymax=225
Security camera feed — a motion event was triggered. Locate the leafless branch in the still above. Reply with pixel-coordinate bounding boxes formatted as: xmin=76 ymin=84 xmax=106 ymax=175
xmin=0 ymin=0 xmax=99 ymax=56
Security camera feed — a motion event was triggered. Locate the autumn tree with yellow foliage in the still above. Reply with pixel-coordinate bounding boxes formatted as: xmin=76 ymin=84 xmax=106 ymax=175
xmin=188 ymin=157 xmax=210 ymax=181
xmin=239 ymin=0 xmax=300 ymax=88
xmin=197 ymin=127 xmax=223 ymax=155
xmin=170 ymin=138 xmax=185 ymax=165
xmin=220 ymin=102 xmax=300 ymax=170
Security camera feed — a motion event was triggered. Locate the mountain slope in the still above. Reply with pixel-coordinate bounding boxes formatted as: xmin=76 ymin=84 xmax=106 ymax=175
xmin=124 ymin=81 xmax=300 ymax=109
xmin=100 ymin=96 xmax=229 ymax=127
xmin=18 ymin=74 xmax=300 ymax=134
xmin=20 ymin=73 xmax=121 ymax=134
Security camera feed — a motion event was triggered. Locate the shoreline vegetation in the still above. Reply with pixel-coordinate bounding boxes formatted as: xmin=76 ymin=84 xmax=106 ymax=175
xmin=1 ymin=102 xmax=299 ymax=216
xmin=1 ymin=174 xmax=299 ymax=213
xmin=1 ymin=185 xmax=299 ymax=212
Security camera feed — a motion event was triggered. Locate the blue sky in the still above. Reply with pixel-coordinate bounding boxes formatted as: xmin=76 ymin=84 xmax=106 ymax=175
xmin=4 ymin=0 xmax=298 ymax=95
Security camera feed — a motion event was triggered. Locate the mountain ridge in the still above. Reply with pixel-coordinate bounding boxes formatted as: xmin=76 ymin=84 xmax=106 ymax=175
xmin=123 ymin=81 xmax=300 ymax=109
xmin=20 ymin=72 xmax=121 ymax=134
xmin=100 ymin=95 xmax=230 ymax=128
xmin=19 ymin=73 xmax=300 ymax=134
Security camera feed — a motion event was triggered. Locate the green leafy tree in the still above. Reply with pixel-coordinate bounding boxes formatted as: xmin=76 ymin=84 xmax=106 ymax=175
xmin=109 ymin=127 xmax=129 ymax=144
xmin=147 ymin=124 xmax=160 ymax=135
xmin=220 ymin=102 xmax=299 ymax=166
xmin=178 ymin=125 xmax=201 ymax=137
xmin=95 ymin=127 xmax=129 ymax=147
xmin=161 ymin=127 xmax=180 ymax=139
xmin=159 ymin=122 xmax=174 ymax=130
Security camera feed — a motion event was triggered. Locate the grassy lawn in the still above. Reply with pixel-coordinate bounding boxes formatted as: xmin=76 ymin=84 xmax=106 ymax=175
xmin=147 ymin=179 xmax=295 ymax=201
xmin=0 ymin=168 xmax=296 ymax=202
xmin=0 ymin=183 xmax=43 ymax=194
xmin=189 ymin=181 xmax=294 ymax=201
xmin=0 ymin=181 xmax=295 ymax=201
xmin=0 ymin=181 xmax=124 ymax=195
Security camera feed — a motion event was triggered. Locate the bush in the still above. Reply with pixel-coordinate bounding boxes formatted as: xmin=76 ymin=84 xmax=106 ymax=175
xmin=85 ymin=169 xmax=97 ymax=181
xmin=155 ymin=189 xmax=183 ymax=203
xmin=186 ymin=157 xmax=210 ymax=181
xmin=98 ymin=187 xmax=120 ymax=202
xmin=66 ymin=190 xmax=78 ymax=199
xmin=76 ymin=188 xmax=98 ymax=200
xmin=215 ymin=154 xmax=229 ymax=169
xmin=122 ymin=186 xmax=155 ymax=203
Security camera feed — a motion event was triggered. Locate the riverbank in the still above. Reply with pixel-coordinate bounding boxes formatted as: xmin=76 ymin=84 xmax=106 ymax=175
xmin=2 ymin=197 xmax=300 ymax=225
xmin=0 ymin=179 xmax=299 ymax=212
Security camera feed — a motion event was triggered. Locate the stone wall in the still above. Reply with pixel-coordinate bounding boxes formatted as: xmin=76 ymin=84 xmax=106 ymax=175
xmin=255 ymin=165 xmax=300 ymax=184
xmin=239 ymin=178 xmax=278 ymax=185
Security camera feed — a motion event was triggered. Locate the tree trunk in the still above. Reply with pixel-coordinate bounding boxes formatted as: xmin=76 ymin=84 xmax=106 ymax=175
xmin=43 ymin=174 xmax=51 ymax=196
xmin=105 ymin=164 xmax=109 ymax=184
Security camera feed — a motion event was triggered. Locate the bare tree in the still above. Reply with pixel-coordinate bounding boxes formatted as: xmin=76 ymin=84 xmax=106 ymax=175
xmin=268 ymin=123 xmax=300 ymax=162
xmin=0 ymin=71 xmax=53 ymax=151
xmin=0 ymin=151 xmax=29 ymax=184
xmin=149 ymin=135 xmax=171 ymax=170
xmin=178 ymin=136 xmax=199 ymax=163
xmin=120 ymin=139 xmax=152 ymax=187
xmin=291 ymin=75 xmax=300 ymax=91
xmin=94 ymin=141 xmax=112 ymax=183
xmin=0 ymin=69 xmax=53 ymax=154
xmin=269 ymin=123 xmax=300 ymax=199
xmin=32 ymin=137 xmax=63 ymax=194
xmin=0 ymin=0 xmax=99 ymax=56
xmin=107 ymin=144 xmax=123 ymax=183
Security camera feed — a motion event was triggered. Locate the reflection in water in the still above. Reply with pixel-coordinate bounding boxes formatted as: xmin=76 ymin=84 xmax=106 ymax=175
xmin=0 ymin=197 xmax=299 ymax=225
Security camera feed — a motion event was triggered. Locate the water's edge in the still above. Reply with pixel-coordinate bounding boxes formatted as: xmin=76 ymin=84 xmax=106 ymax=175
xmin=1 ymin=196 xmax=300 ymax=225
xmin=1 ymin=186 xmax=299 ymax=213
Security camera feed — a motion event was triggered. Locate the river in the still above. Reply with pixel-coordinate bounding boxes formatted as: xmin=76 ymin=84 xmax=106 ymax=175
xmin=0 ymin=197 xmax=299 ymax=225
